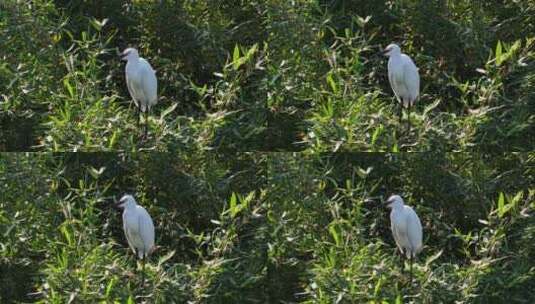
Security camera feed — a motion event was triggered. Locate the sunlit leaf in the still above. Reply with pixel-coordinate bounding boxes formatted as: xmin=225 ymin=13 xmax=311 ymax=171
xmin=105 ymin=278 xmax=115 ymax=297
xmin=423 ymin=99 xmax=441 ymax=117
xmin=329 ymin=224 xmax=341 ymax=246
xmin=232 ymin=44 xmax=241 ymax=70
xmin=326 ymin=73 xmax=338 ymax=94
xmin=63 ymin=78 xmax=74 ymax=98
xmin=495 ymin=40 xmax=503 ymax=66
xmin=497 ymin=192 xmax=505 ymax=217
xmin=158 ymin=250 xmax=176 ymax=267
xmin=160 ymin=102 xmax=178 ymax=121
xmin=371 ymin=125 xmax=383 ymax=147
xmin=88 ymin=166 xmax=105 ymax=179
xmin=230 ymin=192 xmax=238 ymax=216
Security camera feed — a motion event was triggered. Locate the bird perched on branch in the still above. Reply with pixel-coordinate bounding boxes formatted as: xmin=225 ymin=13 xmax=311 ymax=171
xmin=115 ymin=194 xmax=155 ymax=286
xmin=121 ymin=48 xmax=158 ymax=138
xmin=384 ymin=194 xmax=423 ymax=284
xmin=383 ymin=43 xmax=420 ymax=131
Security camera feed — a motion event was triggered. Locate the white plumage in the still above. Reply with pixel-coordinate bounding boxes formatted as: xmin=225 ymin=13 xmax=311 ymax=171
xmin=385 ymin=194 xmax=422 ymax=283
xmin=115 ymin=194 xmax=155 ymax=285
xmin=121 ymin=48 xmax=158 ymax=136
xmin=117 ymin=194 xmax=155 ymax=259
xmin=383 ymin=43 xmax=420 ymax=129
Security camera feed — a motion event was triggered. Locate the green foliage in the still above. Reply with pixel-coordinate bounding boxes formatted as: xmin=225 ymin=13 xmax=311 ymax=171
xmin=265 ymin=0 xmax=535 ymax=151
xmin=2 ymin=0 xmax=533 ymax=151
xmin=2 ymin=0 xmax=535 ymax=301
xmin=266 ymin=152 xmax=535 ymax=303
xmin=1 ymin=0 xmax=267 ymax=151
xmin=1 ymin=153 xmax=534 ymax=302
xmin=0 ymin=153 xmax=267 ymax=303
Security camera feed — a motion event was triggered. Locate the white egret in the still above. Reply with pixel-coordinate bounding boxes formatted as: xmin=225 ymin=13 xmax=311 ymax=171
xmin=384 ymin=194 xmax=422 ymax=284
xmin=115 ymin=194 xmax=155 ymax=286
xmin=121 ymin=48 xmax=158 ymax=137
xmin=383 ymin=43 xmax=420 ymax=131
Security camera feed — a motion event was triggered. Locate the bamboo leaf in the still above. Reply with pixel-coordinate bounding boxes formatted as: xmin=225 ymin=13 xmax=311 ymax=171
xmin=371 ymin=125 xmax=383 ymax=146
xmin=63 ymin=78 xmax=74 ymax=98
xmin=326 ymin=73 xmax=338 ymax=94
xmin=88 ymin=166 xmax=105 ymax=179
xmin=158 ymin=250 xmax=176 ymax=267
xmin=329 ymin=224 xmax=341 ymax=246
xmin=229 ymin=192 xmax=238 ymax=217
xmin=108 ymin=131 xmax=117 ymax=149
xmin=495 ymin=41 xmax=503 ymax=66
xmin=160 ymin=102 xmax=178 ymax=121
xmin=232 ymin=44 xmax=241 ymax=70
xmin=423 ymin=99 xmax=441 ymax=116
xmin=497 ymin=192 xmax=505 ymax=217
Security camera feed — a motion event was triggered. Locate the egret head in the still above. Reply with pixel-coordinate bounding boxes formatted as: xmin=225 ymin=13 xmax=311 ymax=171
xmin=384 ymin=194 xmax=404 ymax=209
xmin=121 ymin=48 xmax=139 ymax=61
xmin=382 ymin=43 xmax=401 ymax=57
xmin=114 ymin=194 xmax=137 ymax=209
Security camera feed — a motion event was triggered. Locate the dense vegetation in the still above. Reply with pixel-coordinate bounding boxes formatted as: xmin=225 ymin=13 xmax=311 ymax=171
xmin=1 ymin=0 xmax=535 ymax=303
xmin=1 ymin=0 xmax=534 ymax=151
xmin=266 ymin=1 xmax=534 ymax=152
xmin=1 ymin=0 xmax=267 ymax=151
xmin=267 ymin=152 xmax=534 ymax=303
xmin=1 ymin=153 xmax=534 ymax=303
xmin=1 ymin=153 xmax=267 ymax=302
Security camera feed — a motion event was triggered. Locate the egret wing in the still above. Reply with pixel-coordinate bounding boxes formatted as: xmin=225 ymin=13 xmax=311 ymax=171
xmin=392 ymin=222 xmax=410 ymax=255
xmin=401 ymin=56 xmax=420 ymax=103
xmin=125 ymin=74 xmax=134 ymax=99
xmin=389 ymin=61 xmax=412 ymax=105
xmin=123 ymin=209 xmax=145 ymax=256
xmin=130 ymin=77 xmax=147 ymax=106
xmin=123 ymin=219 xmax=137 ymax=254
xmin=128 ymin=227 xmax=145 ymax=252
xmin=387 ymin=62 xmax=400 ymax=101
xmin=406 ymin=208 xmax=423 ymax=254
xmin=137 ymin=206 xmax=155 ymax=256
xmin=125 ymin=66 xmax=143 ymax=108
xmin=139 ymin=59 xmax=158 ymax=110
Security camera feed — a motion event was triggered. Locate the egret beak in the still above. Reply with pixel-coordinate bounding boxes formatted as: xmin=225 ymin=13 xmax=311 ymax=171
xmin=382 ymin=197 xmax=394 ymax=208
xmin=113 ymin=201 xmax=122 ymax=210
xmin=363 ymin=196 xmax=381 ymax=205
xmin=381 ymin=48 xmax=390 ymax=56
xmin=113 ymin=197 xmax=126 ymax=210
xmin=120 ymin=50 xmax=129 ymax=61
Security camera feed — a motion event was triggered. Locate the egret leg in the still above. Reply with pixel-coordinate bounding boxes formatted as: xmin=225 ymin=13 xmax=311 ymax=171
xmin=407 ymin=104 xmax=411 ymax=133
xmin=144 ymin=109 xmax=149 ymax=138
xmin=409 ymin=254 xmax=413 ymax=285
xmin=141 ymin=256 xmax=145 ymax=287
xmin=399 ymin=104 xmax=403 ymax=126
xmin=137 ymin=106 xmax=140 ymax=128
xmin=399 ymin=250 xmax=405 ymax=274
